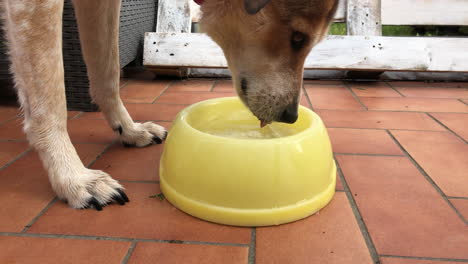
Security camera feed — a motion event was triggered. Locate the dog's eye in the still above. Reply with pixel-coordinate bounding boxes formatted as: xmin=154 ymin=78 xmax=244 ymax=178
xmin=291 ymin=31 xmax=307 ymax=51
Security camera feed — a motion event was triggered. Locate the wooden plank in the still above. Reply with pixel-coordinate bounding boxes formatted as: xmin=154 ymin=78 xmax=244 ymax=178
xmin=188 ymin=0 xmax=347 ymax=23
xmin=333 ymin=0 xmax=347 ymax=22
xmin=153 ymin=0 xmax=192 ymax=77
xmin=156 ymin=0 xmax=191 ymax=33
xmin=143 ymin=33 xmax=468 ymax=72
xmin=382 ymin=0 xmax=468 ymax=26
xmin=347 ymin=0 xmax=381 ymax=36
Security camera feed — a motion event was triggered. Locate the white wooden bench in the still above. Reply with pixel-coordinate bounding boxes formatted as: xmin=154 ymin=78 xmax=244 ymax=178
xmin=144 ymin=0 xmax=468 ymax=75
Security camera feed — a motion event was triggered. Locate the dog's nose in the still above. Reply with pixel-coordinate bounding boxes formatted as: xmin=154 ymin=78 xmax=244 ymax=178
xmin=278 ymin=103 xmax=298 ymax=124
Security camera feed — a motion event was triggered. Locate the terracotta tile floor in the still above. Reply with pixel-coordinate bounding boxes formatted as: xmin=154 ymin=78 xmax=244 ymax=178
xmin=0 ymin=78 xmax=467 ymax=263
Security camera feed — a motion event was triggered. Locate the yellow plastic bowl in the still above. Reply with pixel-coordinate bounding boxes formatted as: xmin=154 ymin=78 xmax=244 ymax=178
xmin=160 ymin=97 xmax=335 ymax=226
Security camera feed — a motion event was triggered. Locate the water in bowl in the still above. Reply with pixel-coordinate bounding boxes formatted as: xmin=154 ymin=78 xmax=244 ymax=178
xmin=206 ymin=123 xmax=298 ymax=139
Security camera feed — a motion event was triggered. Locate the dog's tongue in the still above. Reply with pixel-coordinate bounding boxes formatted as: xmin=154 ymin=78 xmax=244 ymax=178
xmin=260 ymin=120 xmax=268 ymax=128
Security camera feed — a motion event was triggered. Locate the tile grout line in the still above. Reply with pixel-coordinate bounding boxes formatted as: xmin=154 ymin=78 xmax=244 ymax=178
xmin=248 ymin=228 xmax=256 ymax=264
xmin=325 ymin=127 xmax=445 ymax=132
xmin=0 ymin=114 xmax=20 ymax=127
xmin=380 ymin=254 xmax=468 ymax=262
xmin=121 ymin=241 xmax=137 ymax=264
xmin=334 ymin=152 xmax=405 ymax=157
xmin=425 ymin=113 xmax=467 ymax=144
xmin=334 ymin=156 xmax=381 ymax=264
xmin=21 ymin=197 xmax=59 ymax=233
xmin=119 ymin=79 xmax=133 ymax=90
xmin=314 ymin=108 xmax=467 ymax=114
xmin=151 ymin=81 xmax=176 ymax=104
xmin=86 ymin=139 xmax=119 ymax=168
xmin=343 ymin=82 xmax=368 ymax=111
xmin=0 ymin=147 xmax=32 ymax=172
xmin=209 ymin=80 xmax=217 ymax=92
xmin=0 ymin=232 xmax=250 ymax=247
xmin=448 ymin=196 xmax=468 ymax=200
xmin=0 ymin=139 xmax=28 ymax=142
xmin=386 ymin=130 xmax=468 ymax=225
xmin=384 ymin=82 xmax=406 ymax=97
xmin=71 ymin=112 xmax=85 ymax=120
xmin=302 ymin=87 xmax=314 ymax=110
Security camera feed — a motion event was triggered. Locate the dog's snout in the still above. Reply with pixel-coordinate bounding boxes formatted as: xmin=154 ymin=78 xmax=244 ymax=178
xmin=278 ymin=103 xmax=298 ymax=124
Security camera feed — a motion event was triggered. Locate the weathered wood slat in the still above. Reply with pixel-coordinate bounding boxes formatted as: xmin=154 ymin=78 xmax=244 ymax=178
xmin=156 ymin=0 xmax=191 ymax=33
xmin=143 ymin=33 xmax=468 ymax=72
xmin=382 ymin=0 xmax=468 ymax=26
xmin=347 ymin=0 xmax=381 ymax=36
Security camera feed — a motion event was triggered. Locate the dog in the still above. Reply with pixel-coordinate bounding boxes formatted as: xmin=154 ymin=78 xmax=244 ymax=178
xmin=1 ymin=0 xmax=338 ymax=210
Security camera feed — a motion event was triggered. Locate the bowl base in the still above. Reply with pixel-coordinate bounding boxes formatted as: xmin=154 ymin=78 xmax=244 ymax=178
xmin=160 ymin=162 xmax=337 ymax=227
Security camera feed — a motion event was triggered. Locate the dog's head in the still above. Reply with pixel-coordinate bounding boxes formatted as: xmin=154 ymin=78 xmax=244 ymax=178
xmin=200 ymin=0 xmax=338 ymax=126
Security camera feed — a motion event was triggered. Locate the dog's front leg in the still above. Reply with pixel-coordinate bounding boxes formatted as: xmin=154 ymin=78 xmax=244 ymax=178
xmin=73 ymin=0 xmax=167 ymax=147
xmin=3 ymin=0 xmax=128 ymax=210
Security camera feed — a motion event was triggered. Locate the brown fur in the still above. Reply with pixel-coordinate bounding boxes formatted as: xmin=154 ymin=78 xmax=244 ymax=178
xmin=1 ymin=0 xmax=337 ymax=210
xmin=201 ymin=0 xmax=338 ymax=123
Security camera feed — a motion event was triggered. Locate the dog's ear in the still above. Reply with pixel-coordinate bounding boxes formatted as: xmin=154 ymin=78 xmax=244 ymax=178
xmin=244 ymin=0 xmax=271 ymax=14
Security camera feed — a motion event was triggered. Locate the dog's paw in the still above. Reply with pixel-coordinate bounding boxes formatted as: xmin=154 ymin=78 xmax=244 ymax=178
xmin=55 ymin=169 xmax=129 ymax=210
xmin=119 ymin=122 xmax=167 ymax=147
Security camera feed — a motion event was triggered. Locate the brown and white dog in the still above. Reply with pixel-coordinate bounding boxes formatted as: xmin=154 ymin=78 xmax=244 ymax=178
xmin=1 ymin=0 xmax=338 ymax=210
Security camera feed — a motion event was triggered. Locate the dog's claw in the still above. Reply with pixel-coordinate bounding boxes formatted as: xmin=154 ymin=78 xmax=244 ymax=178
xmin=87 ymin=197 xmax=103 ymax=211
xmin=122 ymin=141 xmax=136 ymax=148
xmin=152 ymin=136 xmax=163 ymax=144
xmin=117 ymin=189 xmax=130 ymax=203
xmin=113 ymin=194 xmax=126 ymax=205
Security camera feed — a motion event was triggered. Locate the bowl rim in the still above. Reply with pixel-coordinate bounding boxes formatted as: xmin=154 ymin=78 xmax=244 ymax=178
xmin=173 ymin=97 xmax=323 ymax=143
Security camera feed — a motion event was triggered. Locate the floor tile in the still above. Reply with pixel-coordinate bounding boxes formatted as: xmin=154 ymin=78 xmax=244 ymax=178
xmin=337 ymin=155 xmax=468 ymax=259
xmin=316 ymin=110 xmax=444 ymax=131
xmin=305 ymin=85 xmax=364 ymax=110
xmin=0 ymin=141 xmax=29 ymax=168
xmin=0 ymin=105 xmax=19 ymax=123
xmin=256 ymin=193 xmax=373 ymax=264
xmin=393 ymin=86 xmax=468 ymax=99
xmin=380 ymin=257 xmax=461 ymax=264
xmin=430 ymin=113 xmax=468 ymax=141
xmin=450 ymin=199 xmax=468 ymax=221
xmin=213 ymin=80 xmax=234 ymax=92
xmin=120 ymin=80 xmax=170 ymax=103
xmin=328 ymin=128 xmax=403 ymax=155
xmin=127 ymin=242 xmax=248 ymax=264
xmin=91 ymin=142 xmax=164 ymax=182
xmin=166 ymin=80 xmax=214 ymax=92
xmin=0 ymin=118 xmax=26 ymax=140
xmin=0 ymin=236 xmax=130 ymax=264
xmin=67 ymin=119 xmax=115 ymax=144
xmin=348 ymin=82 xmax=402 ymax=98
xmin=360 ymin=97 xmax=467 ymax=112
xmin=430 ymin=82 xmax=468 ymax=89
xmin=79 ymin=104 xmax=186 ymax=122
xmin=155 ymin=91 xmax=235 ymax=105
xmin=28 ymin=183 xmax=251 ymax=244
xmin=388 ymin=81 xmax=429 ymax=88
xmin=0 ymin=143 xmax=105 ymax=232
xmin=391 ymin=130 xmax=468 ymax=197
